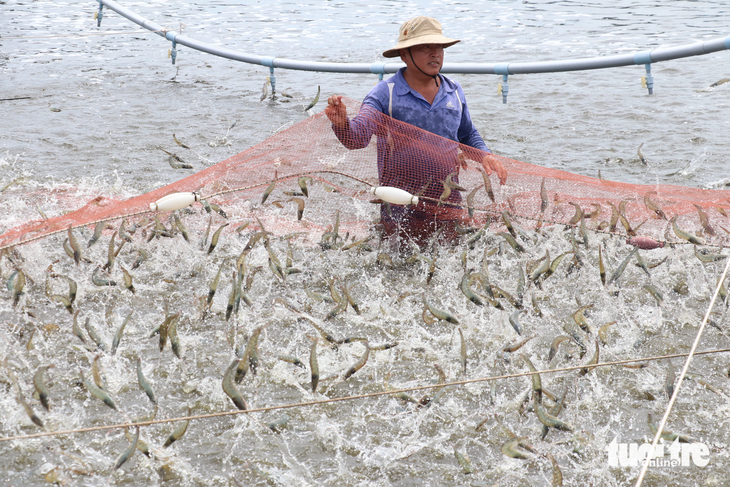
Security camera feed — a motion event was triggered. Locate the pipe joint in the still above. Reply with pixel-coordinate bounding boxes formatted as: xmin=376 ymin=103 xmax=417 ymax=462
xmin=494 ymin=63 xmax=511 ymax=75
xmin=633 ymin=50 xmax=653 ymax=65
xmin=370 ymin=63 xmax=387 ymax=76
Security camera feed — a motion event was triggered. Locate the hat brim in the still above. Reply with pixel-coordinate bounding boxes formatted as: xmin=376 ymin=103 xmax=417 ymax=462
xmin=382 ymin=36 xmax=460 ymax=59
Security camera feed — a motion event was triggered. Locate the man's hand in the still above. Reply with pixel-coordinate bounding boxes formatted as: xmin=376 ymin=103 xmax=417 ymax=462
xmin=482 ymin=153 xmax=507 ymax=185
xmin=325 ymin=95 xmax=349 ymax=130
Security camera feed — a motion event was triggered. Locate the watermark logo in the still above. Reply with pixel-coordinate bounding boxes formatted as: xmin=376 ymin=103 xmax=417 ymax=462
xmin=606 ymin=438 xmax=709 ymax=468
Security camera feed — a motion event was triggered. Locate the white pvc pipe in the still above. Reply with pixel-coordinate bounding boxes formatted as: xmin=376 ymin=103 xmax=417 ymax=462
xmin=99 ymin=0 xmax=729 ymax=76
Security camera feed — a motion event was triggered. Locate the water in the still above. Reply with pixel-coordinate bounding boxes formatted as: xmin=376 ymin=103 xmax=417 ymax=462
xmin=1 ymin=0 xmax=729 ymax=193
xmin=1 ymin=1 xmax=730 ymax=486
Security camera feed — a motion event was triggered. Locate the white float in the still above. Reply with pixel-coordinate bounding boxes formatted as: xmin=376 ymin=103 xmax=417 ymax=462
xmin=149 ymin=192 xmax=200 ymax=212
xmin=370 ymin=186 xmax=419 ymax=206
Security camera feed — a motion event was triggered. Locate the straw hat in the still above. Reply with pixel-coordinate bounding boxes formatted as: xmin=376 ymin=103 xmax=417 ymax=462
xmin=382 ymin=16 xmax=460 ymax=59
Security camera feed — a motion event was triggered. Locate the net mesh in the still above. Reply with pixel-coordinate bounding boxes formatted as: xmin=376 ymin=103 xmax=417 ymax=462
xmin=1 ymin=97 xmax=729 ymax=250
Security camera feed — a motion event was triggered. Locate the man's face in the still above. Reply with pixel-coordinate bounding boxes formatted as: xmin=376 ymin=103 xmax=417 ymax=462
xmin=400 ymin=44 xmax=444 ymax=76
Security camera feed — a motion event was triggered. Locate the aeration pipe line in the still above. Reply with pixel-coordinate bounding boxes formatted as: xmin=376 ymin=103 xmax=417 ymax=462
xmin=96 ymin=0 xmax=730 ymax=103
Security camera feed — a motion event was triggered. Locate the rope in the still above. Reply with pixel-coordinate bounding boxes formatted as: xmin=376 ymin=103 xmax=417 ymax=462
xmin=0 ymin=208 xmax=153 ymax=252
xmin=0 ymin=30 xmax=169 ymax=40
xmin=634 ymin=256 xmax=730 ymax=486
xmin=2 ymin=346 xmax=729 ymax=444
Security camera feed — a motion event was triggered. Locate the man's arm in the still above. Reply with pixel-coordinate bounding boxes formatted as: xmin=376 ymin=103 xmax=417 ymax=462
xmin=326 ymin=95 xmax=383 ymax=150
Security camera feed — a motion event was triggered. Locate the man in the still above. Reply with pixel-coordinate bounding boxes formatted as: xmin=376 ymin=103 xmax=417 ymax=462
xmin=326 ymin=16 xmax=506 ymax=246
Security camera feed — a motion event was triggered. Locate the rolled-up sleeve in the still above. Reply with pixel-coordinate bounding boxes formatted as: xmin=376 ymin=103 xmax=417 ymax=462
xmin=332 ymin=85 xmax=389 ymax=150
